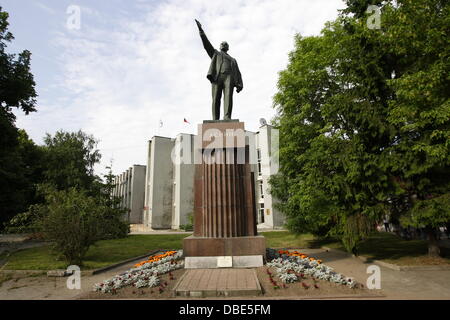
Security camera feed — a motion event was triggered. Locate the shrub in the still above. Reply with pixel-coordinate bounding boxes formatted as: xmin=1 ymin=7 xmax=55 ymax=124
xmin=3 ymin=204 xmax=46 ymax=234
xmin=98 ymin=206 xmax=130 ymax=239
xmin=180 ymin=213 xmax=194 ymax=231
xmin=39 ymin=188 xmax=104 ymax=266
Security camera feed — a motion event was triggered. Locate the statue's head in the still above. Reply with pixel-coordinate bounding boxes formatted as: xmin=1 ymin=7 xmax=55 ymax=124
xmin=220 ymin=41 xmax=229 ymax=52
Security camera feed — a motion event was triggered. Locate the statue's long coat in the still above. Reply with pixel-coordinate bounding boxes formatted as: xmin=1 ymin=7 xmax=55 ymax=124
xmin=200 ymin=33 xmax=243 ymax=90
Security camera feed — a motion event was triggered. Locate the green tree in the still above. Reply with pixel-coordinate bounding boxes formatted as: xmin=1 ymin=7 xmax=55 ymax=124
xmin=96 ymin=164 xmax=129 ymax=239
xmin=42 ymin=130 xmax=102 ymax=192
xmin=0 ymin=8 xmax=36 ymax=115
xmin=272 ymin=23 xmax=394 ymax=254
xmin=17 ymin=130 xmax=46 ymax=203
xmin=0 ymin=7 xmax=38 ymax=228
xmin=383 ymin=0 xmax=450 ymax=256
xmin=39 ymin=131 xmax=131 ymax=240
xmin=343 ymin=0 xmax=384 ymax=18
xmin=5 ymin=133 xmax=130 ymax=243
xmin=3 ymin=131 xmax=46 ymax=233
xmin=271 ymin=0 xmax=450 ymax=256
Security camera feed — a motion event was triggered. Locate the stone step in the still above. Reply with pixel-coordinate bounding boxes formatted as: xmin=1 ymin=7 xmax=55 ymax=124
xmin=173 ymin=268 xmax=262 ymax=298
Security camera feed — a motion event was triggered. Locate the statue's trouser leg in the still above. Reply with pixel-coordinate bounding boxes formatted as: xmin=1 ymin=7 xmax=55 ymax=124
xmin=223 ymin=75 xmax=233 ymax=120
xmin=211 ymin=79 xmax=223 ymax=120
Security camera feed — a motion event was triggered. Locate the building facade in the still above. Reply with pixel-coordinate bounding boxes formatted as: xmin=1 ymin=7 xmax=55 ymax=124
xmin=114 ymin=124 xmax=284 ymax=231
xmin=112 ymin=164 xmax=146 ymax=224
xmin=252 ymin=125 xmax=284 ymax=228
xmin=142 ymin=134 xmax=195 ymax=230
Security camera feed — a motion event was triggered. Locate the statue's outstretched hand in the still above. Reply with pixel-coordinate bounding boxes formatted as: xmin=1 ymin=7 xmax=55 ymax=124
xmin=195 ymin=19 xmax=203 ymax=33
xmin=236 ymin=86 xmax=243 ymax=93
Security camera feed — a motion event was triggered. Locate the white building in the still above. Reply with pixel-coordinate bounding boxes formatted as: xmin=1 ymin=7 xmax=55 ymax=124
xmin=112 ymin=165 xmax=146 ymax=224
xmin=251 ymin=125 xmax=284 ymax=228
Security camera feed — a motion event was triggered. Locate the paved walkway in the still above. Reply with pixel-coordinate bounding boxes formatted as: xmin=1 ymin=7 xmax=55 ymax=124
xmin=298 ymin=248 xmax=450 ymax=299
xmin=0 ymin=257 xmax=145 ymax=300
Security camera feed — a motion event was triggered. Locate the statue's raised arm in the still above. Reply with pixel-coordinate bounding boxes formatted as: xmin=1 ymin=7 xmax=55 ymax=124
xmin=195 ymin=19 xmax=215 ymax=59
xmin=195 ymin=18 xmax=243 ymax=120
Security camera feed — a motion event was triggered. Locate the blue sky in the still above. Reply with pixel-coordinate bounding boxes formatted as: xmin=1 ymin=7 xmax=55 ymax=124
xmin=2 ymin=0 xmax=346 ymax=176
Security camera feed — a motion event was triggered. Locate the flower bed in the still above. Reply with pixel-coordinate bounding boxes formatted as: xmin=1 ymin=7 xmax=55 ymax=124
xmin=93 ymin=250 xmax=184 ymax=294
xmin=276 ymin=249 xmax=323 ymax=264
xmin=266 ymin=248 xmax=359 ymax=288
xmin=133 ymin=250 xmax=178 ymax=268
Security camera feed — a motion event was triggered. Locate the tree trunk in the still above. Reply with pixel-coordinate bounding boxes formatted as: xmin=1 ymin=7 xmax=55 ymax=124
xmin=351 ymin=245 xmax=358 ymax=256
xmin=426 ymin=227 xmax=440 ymax=257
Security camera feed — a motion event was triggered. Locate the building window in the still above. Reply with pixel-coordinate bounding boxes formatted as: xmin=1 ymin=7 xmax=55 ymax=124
xmin=259 ymin=180 xmax=264 ymax=198
xmin=259 ymin=203 xmax=265 ymax=224
xmin=173 ymin=181 xmax=176 ymax=206
xmin=257 ymin=148 xmax=262 ymax=176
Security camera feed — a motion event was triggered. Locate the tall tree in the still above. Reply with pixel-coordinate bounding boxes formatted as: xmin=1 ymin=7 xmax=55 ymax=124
xmin=42 ymin=130 xmax=102 ymax=193
xmin=96 ymin=163 xmax=128 ymax=239
xmin=0 ymin=7 xmax=37 ymax=227
xmin=383 ymin=0 xmax=450 ymax=256
xmin=17 ymin=129 xmax=46 ymax=204
xmin=271 ymin=0 xmax=450 ymax=256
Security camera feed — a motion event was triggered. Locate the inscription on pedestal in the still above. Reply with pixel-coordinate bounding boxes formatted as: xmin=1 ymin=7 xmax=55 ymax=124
xmin=217 ymin=256 xmax=233 ymax=268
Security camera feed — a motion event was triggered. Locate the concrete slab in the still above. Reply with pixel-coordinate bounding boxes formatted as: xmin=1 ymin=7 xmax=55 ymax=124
xmin=185 ymin=257 xmax=219 ymax=269
xmin=217 ymin=256 xmax=233 ymax=268
xmin=173 ymin=268 xmax=262 ymax=297
xmin=184 ymin=255 xmax=264 ymax=269
xmin=233 ymin=255 xmax=264 ymax=268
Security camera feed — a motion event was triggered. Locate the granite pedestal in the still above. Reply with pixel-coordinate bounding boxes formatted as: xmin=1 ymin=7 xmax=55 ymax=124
xmin=182 ymin=120 xmax=266 ymax=268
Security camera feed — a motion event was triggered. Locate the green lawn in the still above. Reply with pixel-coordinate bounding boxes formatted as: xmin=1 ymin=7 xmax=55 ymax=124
xmin=1 ymin=234 xmax=188 ymax=270
xmin=1 ymin=232 xmax=312 ymax=270
xmin=262 ymin=231 xmax=316 ymax=248
xmin=314 ymin=232 xmax=450 ymax=266
xmin=264 ymin=231 xmax=450 ymax=266
xmin=2 ymin=231 xmax=449 ymax=270
xmin=361 ymin=233 xmax=450 ymax=265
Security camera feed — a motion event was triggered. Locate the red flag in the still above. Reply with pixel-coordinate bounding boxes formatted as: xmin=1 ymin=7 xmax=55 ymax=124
xmin=183 ymin=118 xmax=190 ymax=124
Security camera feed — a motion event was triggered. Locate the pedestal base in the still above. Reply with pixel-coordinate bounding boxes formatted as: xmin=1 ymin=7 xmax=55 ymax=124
xmin=183 ymin=235 xmax=266 ymax=257
xmin=184 ymin=255 xmax=264 ymax=269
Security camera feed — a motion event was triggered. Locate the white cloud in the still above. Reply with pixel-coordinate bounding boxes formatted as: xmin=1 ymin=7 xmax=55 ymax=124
xmin=33 ymin=2 xmax=57 ymax=15
xmin=16 ymin=0 xmax=346 ymax=177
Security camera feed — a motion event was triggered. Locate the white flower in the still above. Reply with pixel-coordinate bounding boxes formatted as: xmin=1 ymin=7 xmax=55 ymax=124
xmin=266 ymin=252 xmax=359 ymax=288
xmin=279 ymin=273 xmax=298 ymax=283
xmin=93 ymin=250 xmax=183 ymax=293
